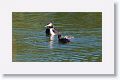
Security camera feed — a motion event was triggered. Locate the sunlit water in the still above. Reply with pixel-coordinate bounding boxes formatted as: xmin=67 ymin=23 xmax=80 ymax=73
xmin=13 ymin=12 xmax=102 ymax=62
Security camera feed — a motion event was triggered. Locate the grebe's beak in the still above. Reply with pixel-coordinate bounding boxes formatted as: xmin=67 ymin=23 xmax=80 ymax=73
xmin=44 ymin=25 xmax=47 ymax=27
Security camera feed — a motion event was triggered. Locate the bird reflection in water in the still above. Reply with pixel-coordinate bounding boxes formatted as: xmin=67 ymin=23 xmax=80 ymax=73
xmin=49 ymin=35 xmax=54 ymax=49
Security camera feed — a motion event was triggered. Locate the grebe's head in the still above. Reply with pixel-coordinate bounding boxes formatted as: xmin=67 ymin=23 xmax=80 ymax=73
xmin=45 ymin=22 xmax=53 ymax=28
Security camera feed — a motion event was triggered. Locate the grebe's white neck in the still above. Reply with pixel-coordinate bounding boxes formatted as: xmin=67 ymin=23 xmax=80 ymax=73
xmin=50 ymin=28 xmax=55 ymax=35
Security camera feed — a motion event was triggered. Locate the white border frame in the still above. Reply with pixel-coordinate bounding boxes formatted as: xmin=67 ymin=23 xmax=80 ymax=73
xmin=0 ymin=0 xmax=114 ymax=74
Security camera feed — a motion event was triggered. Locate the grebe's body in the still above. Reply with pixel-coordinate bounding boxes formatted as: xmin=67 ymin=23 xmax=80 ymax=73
xmin=58 ymin=34 xmax=70 ymax=43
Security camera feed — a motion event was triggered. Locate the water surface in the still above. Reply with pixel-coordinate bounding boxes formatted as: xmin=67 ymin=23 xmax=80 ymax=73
xmin=12 ymin=12 xmax=102 ymax=62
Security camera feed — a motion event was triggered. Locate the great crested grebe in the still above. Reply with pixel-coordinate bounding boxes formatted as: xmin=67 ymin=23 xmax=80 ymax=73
xmin=58 ymin=34 xmax=71 ymax=43
xmin=45 ymin=22 xmax=59 ymax=36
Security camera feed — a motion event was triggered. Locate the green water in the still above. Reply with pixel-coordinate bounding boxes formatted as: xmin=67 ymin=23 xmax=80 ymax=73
xmin=12 ymin=12 xmax=102 ymax=62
